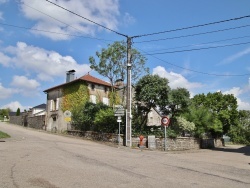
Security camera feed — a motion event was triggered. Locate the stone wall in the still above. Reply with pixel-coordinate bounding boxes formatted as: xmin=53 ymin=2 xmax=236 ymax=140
xmin=67 ymin=130 xmax=201 ymax=151
xmin=132 ymin=136 xmax=200 ymax=151
xmin=27 ymin=115 xmax=45 ymax=130
xmin=10 ymin=114 xmax=45 ymax=130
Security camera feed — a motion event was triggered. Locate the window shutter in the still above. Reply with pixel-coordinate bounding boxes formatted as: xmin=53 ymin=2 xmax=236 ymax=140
xmin=50 ymin=100 xmax=53 ymax=111
xmin=56 ymin=98 xmax=59 ymax=110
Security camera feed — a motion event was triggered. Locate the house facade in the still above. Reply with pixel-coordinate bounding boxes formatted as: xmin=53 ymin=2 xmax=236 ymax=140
xmin=43 ymin=71 xmax=112 ymax=132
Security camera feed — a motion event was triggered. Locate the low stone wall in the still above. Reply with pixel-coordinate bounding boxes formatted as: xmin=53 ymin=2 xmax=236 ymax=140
xmin=132 ymin=136 xmax=200 ymax=151
xmin=10 ymin=114 xmax=45 ymax=130
xmin=27 ymin=115 xmax=45 ymax=130
xmin=201 ymin=138 xmax=224 ymax=148
xmin=67 ymin=130 xmax=122 ymax=143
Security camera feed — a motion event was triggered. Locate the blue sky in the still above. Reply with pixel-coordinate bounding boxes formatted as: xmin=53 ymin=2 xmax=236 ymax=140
xmin=0 ymin=0 xmax=250 ymax=111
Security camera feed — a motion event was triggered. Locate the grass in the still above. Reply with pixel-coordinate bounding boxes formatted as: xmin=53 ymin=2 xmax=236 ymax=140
xmin=0 ymin=131 xmax=10 ymax=139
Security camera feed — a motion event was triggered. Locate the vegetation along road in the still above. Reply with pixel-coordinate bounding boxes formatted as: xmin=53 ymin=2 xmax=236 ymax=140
xmin=0 ymin=122 xmax=249 ymax=188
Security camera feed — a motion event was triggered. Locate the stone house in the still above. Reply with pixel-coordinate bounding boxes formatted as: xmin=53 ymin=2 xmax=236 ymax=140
xmin=43 ymin=70 xmax=112 ymax=132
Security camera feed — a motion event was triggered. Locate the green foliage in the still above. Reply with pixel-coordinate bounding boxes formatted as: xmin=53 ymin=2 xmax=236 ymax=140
xmin=0 ymin=108 xmax=11 ymax=120
xmin=108 ymin=91 xmax=121 ymax=107
xmin=72 ymin=102 xmax=110 ymax=131
xmin=228 ymin=110 xmax=250 ymax=145
xmin=191 ymin=92 xmax=239 ymax=137
xmin=94 ymin=108 xmax=117 ymax=133
xmin=16 ymin=108 xmax=20 ymax=116
xmin=89 ymin=41 xmax=149 ymax=89
xmin=0 ymin=131 xmax=10 ymax=138
xmin=134 ymin=74 xmax=170 ymax=129
xmin=176 ymin=116 xmax=195 ymax=135
xmin=61 ymin=81 xmax=89 ymax=112
xmin=165 ymin=87 xmax=191 ymax=117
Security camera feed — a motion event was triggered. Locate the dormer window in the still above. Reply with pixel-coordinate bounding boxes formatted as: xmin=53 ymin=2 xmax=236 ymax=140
xmin=91 ymin=84 xmax=95 ymax=90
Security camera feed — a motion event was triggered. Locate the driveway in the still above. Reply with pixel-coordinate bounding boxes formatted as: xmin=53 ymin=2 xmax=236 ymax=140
xmin=0 ymin=122 xmax=249 ymax=188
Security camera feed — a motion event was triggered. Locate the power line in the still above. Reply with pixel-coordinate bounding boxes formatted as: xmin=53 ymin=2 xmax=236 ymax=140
xmin=134 ymin=24 xmax=250 ymax=43
xmin=45 ymin=0 xmax=127 ymax=38
xmin=143 ymin=41 xmax=250 ymax=55
xmin=133 ymin=14 xmax=250 ymax=38
xmin=135 ymin=47 xmax=250 ymax=77
xmin=0 ymin=22 xmax=115 ymax=42
xmin=142 ymin=35 xmax=250 ymax=53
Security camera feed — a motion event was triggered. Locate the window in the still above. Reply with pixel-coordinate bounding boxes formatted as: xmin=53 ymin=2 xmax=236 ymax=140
xmin=91 ymin=84 xmax=95 ymax=90
xmin=104 ymin=87 xmax=108 ymax=93
xmin=50 ymin=98 xmax=59 ymax=111
xmin=90 ymin=95 xmax=96 ymax=104
xmin=103 ymin=97 xmax=109 ymax=105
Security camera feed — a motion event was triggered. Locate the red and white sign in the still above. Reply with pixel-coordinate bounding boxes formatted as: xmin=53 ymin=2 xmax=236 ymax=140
xmin=161 ymin=116 xmax=170 ymax=127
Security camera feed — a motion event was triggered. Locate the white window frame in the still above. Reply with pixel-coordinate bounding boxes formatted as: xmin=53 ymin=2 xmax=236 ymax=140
xmin=103 ymin=97 xmax=109 ymax=105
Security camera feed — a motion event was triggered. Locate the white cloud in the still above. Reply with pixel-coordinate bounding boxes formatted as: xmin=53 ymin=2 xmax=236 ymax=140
xmin=11 ymin=75 xmax=40 ymax=96
xmin=221 ymin=47 xmax=250 ymax=64
xmin=4 ymin=42 xmax=91 ymax=81
xmin=152 ymin=66 xmax=203 ymax=91
xmin=1 ymin=101 xmax=30 ymax=112
xmin=223 ymin=87 xmax=243 ymax=97
xmin=0 ymin=83 xmax=15 ymax=99
xmin=20 ymin=0 xmax=120 ymax=40
xmin=222 ymin=87 xmax=250 ymax=110
xmin=0 ymin=52 xmax=11 ymax=66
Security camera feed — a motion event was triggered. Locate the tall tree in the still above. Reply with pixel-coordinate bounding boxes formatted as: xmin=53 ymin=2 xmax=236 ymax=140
xmin=89 ymin=41 xmax=149 ymax=91
xmin=191 ymin=92 xmax=239 ymax=137
xmin=16 ymin=108 xmax=20 ymax=116
xmin=134 ymin=74 xmax=170 ymax=128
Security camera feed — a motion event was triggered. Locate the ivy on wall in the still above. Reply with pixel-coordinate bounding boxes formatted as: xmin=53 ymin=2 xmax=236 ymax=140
xmin=61 ymin=81 xmax=89 ymax=112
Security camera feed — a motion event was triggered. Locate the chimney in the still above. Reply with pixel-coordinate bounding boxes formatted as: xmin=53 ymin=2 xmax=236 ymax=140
xmin=66 ymin=70 xmax=75 ymax=83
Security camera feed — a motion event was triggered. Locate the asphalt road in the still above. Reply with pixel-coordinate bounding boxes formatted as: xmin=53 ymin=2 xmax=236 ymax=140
xmin=0 ymin=122 xmax=249 ymax=188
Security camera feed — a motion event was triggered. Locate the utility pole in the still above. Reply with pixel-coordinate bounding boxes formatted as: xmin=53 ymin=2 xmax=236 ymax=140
xmin=126 ymin=36 xmax=132 ymax=147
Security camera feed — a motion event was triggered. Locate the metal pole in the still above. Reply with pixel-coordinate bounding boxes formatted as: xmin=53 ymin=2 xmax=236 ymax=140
xmin=164 ymin=126 xmax=167 ymax=151
xmin=126 ymin=37 xmax=132 ymax=147
xmin=118 ymin=121 xmax=120 ymax=146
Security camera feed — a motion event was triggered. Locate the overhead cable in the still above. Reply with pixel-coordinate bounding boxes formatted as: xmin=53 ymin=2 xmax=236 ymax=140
xmin=133 ymin=14 xmax=250 ymax=38
xmin=134 ymin=24 xmax=250 ymax=43
xmin=136 ymin=47 xmax=250 ymax=77
xmin=45 ymin=0 xmax=127 ymax=37
xmin=144 ymin=41 xmax=250 ymax=55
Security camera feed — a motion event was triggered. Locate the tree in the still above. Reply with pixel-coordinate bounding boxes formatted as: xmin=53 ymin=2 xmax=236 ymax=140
xmin=94 ymin=108 xmax=117 ymax=133
xmin=228 ymin=110 xmax=250 ymax=145
xmin=176 ymin=116 xmax=195 ymax=136
xmin=134 ymin=74 xmax=170 ymax=129
xmin=184 ymin=106 xmax=213 ymax=138
xmin=89 ymin=41 xmax=149 ymax=87
xmin=16 ymin=108 xmax=20 ymax=116
xmin=165 ymin=87 xmax=190 ymax=117
xmin=191 ymin=92 xmax=239 ymax=138
xmin=89 ymin=41 xmax=149 ymax=104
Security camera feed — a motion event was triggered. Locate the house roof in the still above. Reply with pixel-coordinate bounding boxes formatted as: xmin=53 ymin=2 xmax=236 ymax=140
xmin=43 ymin=73 xmax=111 ymax=92
xmin=33 ymin=103 xmax=46 ymax=109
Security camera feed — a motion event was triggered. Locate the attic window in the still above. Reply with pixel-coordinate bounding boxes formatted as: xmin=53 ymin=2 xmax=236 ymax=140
xmin=91 ymin=84 xmax=95 ymax=90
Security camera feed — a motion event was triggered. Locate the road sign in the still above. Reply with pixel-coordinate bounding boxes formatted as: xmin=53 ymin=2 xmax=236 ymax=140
xmin=64 ymin=110 xmax=72 ymax=117
xmin=161 ymin=116 xmax=170 ymax=127
xmin=114 ymin=105 xmax=125 ymax=116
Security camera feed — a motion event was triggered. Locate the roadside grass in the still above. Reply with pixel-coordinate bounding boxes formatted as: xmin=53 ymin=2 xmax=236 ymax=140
xmin=0 ymin=131 xmax=10 ymax=139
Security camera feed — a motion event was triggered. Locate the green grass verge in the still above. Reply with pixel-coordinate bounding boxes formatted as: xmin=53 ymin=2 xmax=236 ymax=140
xmin=0 ymin=131 xmax=10 ymax=139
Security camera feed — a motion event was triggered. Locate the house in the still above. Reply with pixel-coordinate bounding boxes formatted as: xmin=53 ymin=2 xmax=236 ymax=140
xmin=43 ymin=70 xmax=112 ymax=132
xmin=31 ymin=103 xmax=46 ymax=117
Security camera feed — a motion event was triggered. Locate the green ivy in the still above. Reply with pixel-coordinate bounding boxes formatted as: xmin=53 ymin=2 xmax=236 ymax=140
xmin=61 ymin=81 xmax=89 ymax=112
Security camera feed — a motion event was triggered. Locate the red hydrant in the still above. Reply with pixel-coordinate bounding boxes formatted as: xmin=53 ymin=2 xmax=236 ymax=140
xmin=139 ymin=135 xmax=144 ymax=147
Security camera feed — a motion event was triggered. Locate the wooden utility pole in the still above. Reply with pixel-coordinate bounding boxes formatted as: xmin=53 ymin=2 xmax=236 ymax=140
xmin=126 ymin=37 xmax=132 ymax=147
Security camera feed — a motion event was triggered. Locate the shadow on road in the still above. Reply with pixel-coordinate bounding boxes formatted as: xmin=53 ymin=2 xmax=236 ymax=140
xmin=212 ymin=145 xmax=250 ymax=156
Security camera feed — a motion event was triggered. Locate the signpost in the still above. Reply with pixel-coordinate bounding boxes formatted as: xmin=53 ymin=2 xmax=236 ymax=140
xmin=161 ymin=116 xmax=170 ymax=151
xmin=114 ymin=105 xmax=125 ymax=146
xmin=64 ymin=110 xmax=72 ymax=122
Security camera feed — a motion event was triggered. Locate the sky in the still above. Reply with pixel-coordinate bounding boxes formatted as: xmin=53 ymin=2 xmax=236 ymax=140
xmin=0 ymin=0 xmax=250 ymax=112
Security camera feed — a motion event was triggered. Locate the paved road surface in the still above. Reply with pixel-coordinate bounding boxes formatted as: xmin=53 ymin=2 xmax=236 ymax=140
xmin=0 ymin=122 xmax=249 ymax=188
